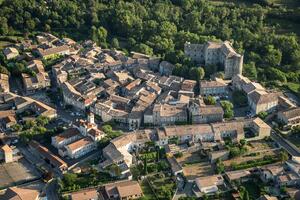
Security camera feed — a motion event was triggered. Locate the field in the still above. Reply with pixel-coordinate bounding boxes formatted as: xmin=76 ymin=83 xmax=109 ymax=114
xmin=176 ymin=150 xmax=214 ymax=180
xmin=223 ymin=140 xmax=278 ymax=169
xmin=0 ymin=158 xmax=41 ymax=189
xmin=182 ymin=162 xmax=214 ymax=180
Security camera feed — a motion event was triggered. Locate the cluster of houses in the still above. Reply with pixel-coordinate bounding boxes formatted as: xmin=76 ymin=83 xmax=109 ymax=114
xmin=99 ymin=117 xmax=271 ymax=180
xmin=51 ymin=112 xmax=105 ymax=159
xmin=193 ymin=156 xmax=300 ymax=199
xmin=0 ymin=92 xmax=57 ymax=130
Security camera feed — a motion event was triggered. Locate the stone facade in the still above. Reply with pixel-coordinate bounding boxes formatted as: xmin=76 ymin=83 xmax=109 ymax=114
xmin=184 ymin=41 xmax=243 ymax=79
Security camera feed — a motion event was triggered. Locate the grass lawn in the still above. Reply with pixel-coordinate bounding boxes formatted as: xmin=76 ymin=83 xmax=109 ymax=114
xmin=242 ymin=180 xmax=261 ymax=200
xmin=141 ymin=179 xmax=157 ymax=200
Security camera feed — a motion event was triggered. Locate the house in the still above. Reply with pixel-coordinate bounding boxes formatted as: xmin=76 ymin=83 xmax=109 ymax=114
xmin=181 ymin=79 xmax=197 ymax=92
xmin=2 ymin=115 xmax=17 ymax=129
xmin=36 ymin=45 xmax=70 ymax=59
xmin=189 ymin=104 xmax=224 ymax=124
xmin=51 ymin=128 xmax=81 ymax=148
xmin=99 ymin=180 xmax=143 ymax=200
xmin=260 ymin=165 xmax=284 ymax=183
xmin=248 ymin=90 xmax=278 ymax=114
xmin=276 ymin=172 xmax=300 ymax=187
xmin=167 ymin=156 xmax=183 ymax=175
xmin=159 ymin=61 xmax=175 ymax=76
xmin=3 ymin=47 xmax=19 ymax=60
xmin=29 ymin=140 xmax=68 ymax=173
xmin=0 ymin=73 xmax=9 ymax=92
xmin=152 ymin=103 xmax=188 ymax=126
xmin=225 ymin=170 xmax=251 ymax=183
xmin=195 ymin=175 xmax=224 ymax=194
xmin=22 ymin=60 xmax=50 ymax=94
xmin=70 ymin=188 xmax=99 ymax=200
xmin=232 ymin=75 xmax=251 ymax=91
xmin=249 ymin=117 xmax=272 ymax=140
xmin=277 ymin=107 xmax=300 ymax=129
xmin=200 ymin=80 xmax=227 ymax=96
xmin=1 ymin=144 xmax=13 ymax=163
xmin=63 ymin=137 xmax=96 ymax=159
xmin=0 ymin=186 xmax=40 ymax=200
xmin=257 ymin=195 xmax=278 ymax=200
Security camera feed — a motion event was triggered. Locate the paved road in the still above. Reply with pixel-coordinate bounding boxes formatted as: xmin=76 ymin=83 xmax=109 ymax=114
xmin=45 ymin=179 xmax=59 ymax=200
xmin=271 ymin=131 xmax=300 ymax=156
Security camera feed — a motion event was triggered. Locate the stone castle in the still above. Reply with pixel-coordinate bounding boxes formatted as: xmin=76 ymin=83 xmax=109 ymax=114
xmin=184 ymin=41 xmax=243 ymax=79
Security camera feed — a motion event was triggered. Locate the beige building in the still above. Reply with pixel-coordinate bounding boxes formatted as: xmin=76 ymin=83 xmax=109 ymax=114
xmin=63 ymin=137 xmax=96 ymax=159
xmin=152 ymin=103 xmax=188 ymax=126
xmin=36 ymin=45 xmax=70 ymax=59
xmin=200 ymin=80 xmax=227 ymax=96
xmin=51 ymin=128 xmax=81 ymax=148
xmin=277 ymin=107 xmax=300 ymax=129
xmin=0 ymin=186 xmax=40 ymax=200
xmin=0 ymin=73 xmax=9 ymax=92
xmin=185 ymin=41 xmax=243 ymax=79
xmin=248 ymin=90 xmax=278 ymax=114
xmin=189 ymin=103 xmax=224 ymax=124
xmin=249 ymin=117 xmax=272 ymax=140
xmin=1 ymin=144 xmax=13 ymax=163
xmin=22 ymin=60 xmax=50 ymax=94
xmin=3 ymin=47 xmax=19 ymax=60
xmin=70 ymin=188 xmax=99 ymax=200
xmin=99 ymin=180 xmax=143 ymax=200
xmin=195 ymin=175 xmax=224 ymax=194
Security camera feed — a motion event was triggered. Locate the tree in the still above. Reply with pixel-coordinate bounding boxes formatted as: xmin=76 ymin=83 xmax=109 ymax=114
xmin=111 ymin=38 xmax=120 ymax=49
xmin=258 ymin=111 xmax=268 ymax=120
xmin=134 ymin=43 xmax=153 ymax=55
xmin=143 ymin=157 xmax=148 ymax=175
xmin=220 ymin=100 xmax=234 ymax=118
xmin=216 ymin=159 xmax=225 ymax=174
xmin=0 ymin=17 xmax=8 ymax=35
xmin=243 ymin=62 xmax=257 ymax=80
xmin=204 ymin=95 xmax=216 ymax=105
xmin=189 ymin=67 xmax=205 ymax=81
xmin=63 ymin=173 xmax=77 ymax=187
xmin=97 ymin=26 xmax=108 ymax=46
xmin=279 ymin=150 xmax=289 ymax=163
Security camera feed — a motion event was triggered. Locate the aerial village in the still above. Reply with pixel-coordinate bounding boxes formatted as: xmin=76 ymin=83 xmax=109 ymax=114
xmin=0 ymin=32 xmax=300 ymax=200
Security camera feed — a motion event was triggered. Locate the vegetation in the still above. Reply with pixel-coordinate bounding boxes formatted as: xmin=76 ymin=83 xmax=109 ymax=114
xmin=258 ymin=111 xmax=268 ymax=119
xmin=58 ymin=170 xmax=114 ymax=193
xmin=231 ymin=155 xmax=279 ymax=170
xmin=220 ymin=100 xmax=234 ymax=118
xmin=97 ymin=125 xmax=122 ymax=148
xmin=0 ymin=0 xmax=299 ymax=88
xmin=204 ymin=95 xmax=216 ymax=105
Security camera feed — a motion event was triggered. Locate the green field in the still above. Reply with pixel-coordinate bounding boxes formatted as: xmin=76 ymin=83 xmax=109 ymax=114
xmin=285 ymin=82 xmax=300 ymax=95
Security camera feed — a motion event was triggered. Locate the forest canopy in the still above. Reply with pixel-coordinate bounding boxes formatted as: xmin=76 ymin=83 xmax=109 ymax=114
xmin=0 ymin=0 xmax=300 ymax=87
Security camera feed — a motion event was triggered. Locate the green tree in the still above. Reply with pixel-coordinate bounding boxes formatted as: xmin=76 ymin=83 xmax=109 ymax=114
xmin=216 ymin=159 xmax=225 ymax=174
xmin=258 ymin=111 xmax=268 ymax=119
xmin=97 ymin=26 xmax=108 ymax=46
xmin=111 ymin=38 xmax=120 ymax=49
xmin=243 ymin=62 xmax=257 ymax=80
xmin=0 ymin=17 xmax=8 ymax=35
xmin=204 ymin=95 xmax=216 ymax=105
xmin=134 ymin=43 xmax=153 ymax=55
xmin=63 ymin=173 xmax=77 ymax=187
xmin=279 ymin=150 xmax=289 ymax=163
xmin=143 ymin=157 xmax=148 ymax=175
xmin=220 ymin=100 xmax=234 ymax=118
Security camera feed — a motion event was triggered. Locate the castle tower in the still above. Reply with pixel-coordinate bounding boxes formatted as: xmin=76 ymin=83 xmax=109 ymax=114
xmin=87 ymin=112 xmax=95 ymax=124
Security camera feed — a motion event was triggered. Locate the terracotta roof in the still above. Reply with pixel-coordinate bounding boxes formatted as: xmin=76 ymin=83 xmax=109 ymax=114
xmin=70 ymin=188 xmax=98 ymax=200
xmin=0 ymin=186 xmax=39 ymax=200
xmin=104 ymin=180 xmax=143 ymax=198
xmin=1 ymin=144 xmax=13 ymax=153
xmin=66 ymin=137 xmax=93 ymax=152
xmin=54 ymin=128 xmax=81 ymax=143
